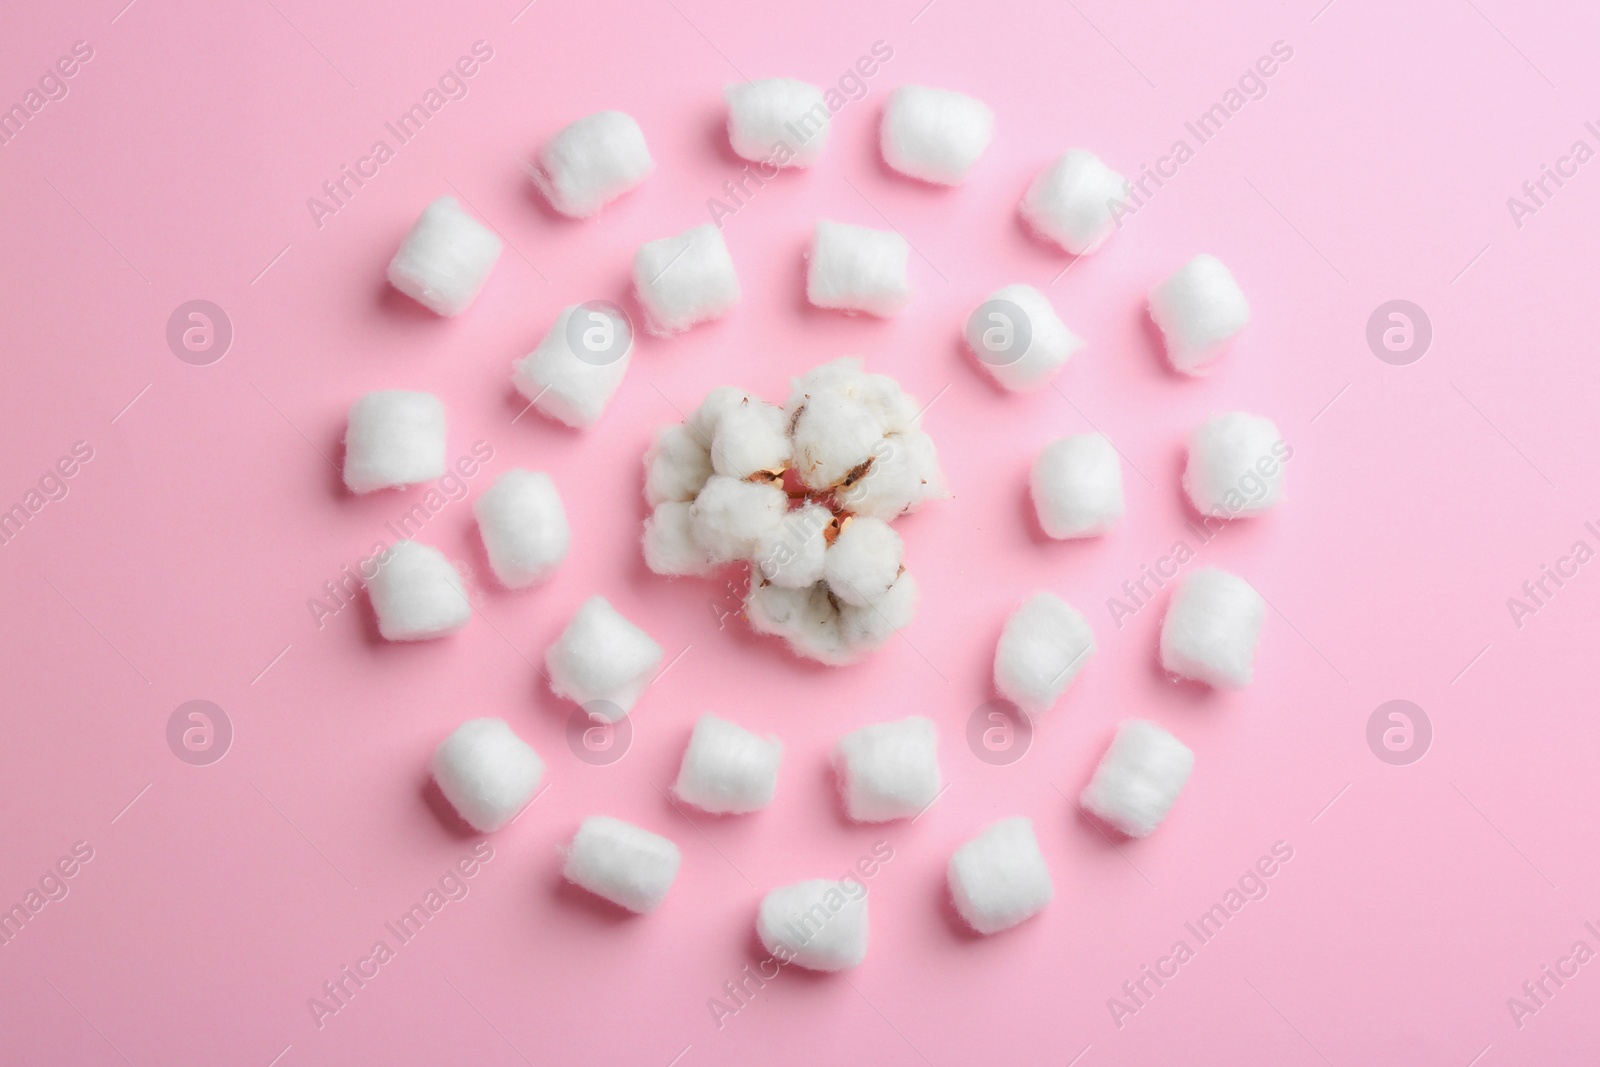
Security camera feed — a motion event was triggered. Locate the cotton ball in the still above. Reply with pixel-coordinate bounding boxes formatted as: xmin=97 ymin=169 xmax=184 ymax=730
xmin=544 ymin=596 xmax=663 ymax=720
xmin=744 ymin=581 xmax=852 ymax=666
xmin=690 ymin=386 xmax=749 ymax=442
xmin=1031 ymin=434 xmax=1124 ymax=539
xmin=386 ymin=196 xmax=503 ymax=316
xmin=633 ymin=223 xmax=740 ymax=335
xmin=806 ymin=220 xmax=911 ymax=317
xmin=1149 ymin=254 xmax=1250 ymax=374
xmin=1159 ymin=567 xmax=1264 ymax=689
xmin=673 ymin=714 xmax=783 ymax=814
xmin=367 ymin=540 xmax=470 ymax=641
xmin=643 ymin=423 xmax=713 ymax=507
xmin=689 ymin=475 xmax=787 ymax=564
xmin=530 ymin=111 xmax=652 ymax=219
xmin=1080 ymin=720 xmax=1194 ymax=838
xmin=789 ymin=388 xmax=885 ymax=490
xmin=1019 ymin=150 xmax=1128 ymax=255
xmin=966 ymin=283 xmax=1085 ymax=392
xmin=880 ymin=84 xmax=994 ymax=186
xmin=994 ymin=592 xmax=1095 ymax=716
xmin=833 ymin=715 xmax=941 ymax=822
xmin=1184 ymin=413 xmax=1287 ymax=518
xmin=561 ymin=815 xmax=680 ymax=913
xmin=712 ymin=397 xmax=791 ymax=479
xmin=824 ymin=517 xmax=903 ymax=607
xmin=754 ymin=503 xmax=832 ymax=588
xmin=343 ymin=390 xmax=446 ymax=494
xmin=756 ymin=879 xmax=869 ymax=971
xmin=725 ymin=78 xmax=829 ymax=167
xmin=474 ymin=470 xmax=569 ymax=589
xmin=838 ymin=570 xmax=917 ymax=654
xmin=643 ymin=501 xmax=717 ymax=577
xmin=512 ymin=304 xmax=633 ymax=429
xmin=839 ymin=430 xmax=948 ymax=520
xmin=431 ymin=718 xmax=545 ymax=833
xmin=948 ymin=817 xmax=1053 ymax=935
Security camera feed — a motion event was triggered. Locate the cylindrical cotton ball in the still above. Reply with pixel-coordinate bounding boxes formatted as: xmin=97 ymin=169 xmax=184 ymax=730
xmin=712 ymin=397 xmax=791 ymax=479
xmin=367 ymin=540 xmax=470 ymax=641
xmin=1031 ymin=434 xmax=1124 ymax=539
xmin=643 ymin=501 xmax=718 ymax=577
xmin=1019 ymin=150 xmax=1128 ymax=256
xmin=544 ymin=596 xmax=663 ymax=719
xmin=386 ymin=197 xmax=503 ymax=316
xmin=673 ymin=714 xmax=783 ymax=814
xmin=1159 ymin=567 xmax=1265 ymax=689
xmin=880 ymin=84 xmax=994 ymax=186
xmin=1080 ymin=720 xmax=1194 ymax=838
xmin=757 ymin=879 xmax=869 ymax=971
xmin=531 ymin=111 xmax=653 ymax=219
xmin=754 ymin=503 xmax=831 ymax=588
xmin=512 ymin=304 xmax=634 ymax=430
xmin=690 ymin=475 xmax=787 ymax=564
xmin=994 ymin=592 xmax=1095 ymax=716
xmin=948 ymin=817 xmax=1053 ymax=935
xmin=431 ymin=718 xmax=545 ymax=833
xmin=561 ymin=815 xmax=681 ymax=913
xmin=806 ymin=220 xmax=911 ymax=317
xmin=643 ymin=423 xmax=714 ymax=506
xmin=343 ymin=390 xmax=446 ymax=494
xmin=1184 ymin=413 xmax=1288 ymax=518
xmin=833 ymin=716 xmax=941 ymax=822
xmin=965 ymin=283 xmax=1084 ymax=392
xmin=824 ymin=516 xmax=904 ymax=607
xmin=1149 ymin=254 xmax=1250 ymax=374
xmin=633 ymin=223 xmax=741 ymax=336
xmin=725 ymin=78 xmax=829 ymax=167
xmin=474 ymin=470 xmax=569 ymax=588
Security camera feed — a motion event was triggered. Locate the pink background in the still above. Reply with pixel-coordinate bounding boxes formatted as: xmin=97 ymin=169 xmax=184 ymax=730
xmin=3 ymin=0 xmax=1598 ymax=1063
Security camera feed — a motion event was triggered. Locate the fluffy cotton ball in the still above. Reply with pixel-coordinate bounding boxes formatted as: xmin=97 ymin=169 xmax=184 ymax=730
xmin=838 ymin=430 xmax=948 ymax=520
xmin=712 ymin=397 xmax=791 ymax=479
xmin=1159 ymin=567 xmax=1264 ymax=689
xmin=1019 ymin=150 xmax=1128 ymax=255
xmin=633 ymin=223 xmax=740 ymax=336
xmin=531 ymin=111 xmax=652 ymax=219
xmin=948 ymin=817 xmax=1053 ymax=935
xmin=1149 ymin=254 xmax=1250 ymax=374
xmin=673 ymin=714 xmax=783 ymax=814
xmin=545 ymin=596 xmax=663 ymax=720
xmin=367 ymin=540 xmax=470 ymax=641
xmin=689 ymin=475 xmax=787 ymax=564
xmin=838 ymin=570 xmax=918 ymax=651
xmin=754 ymin=503 xmax=832 ymax=587
xmin=806 ymin=220 xmax=911 ymax=317
xmin=757 ymin=879 xmax=869 ymax=971
xmin=1080 ymin=720 xmax=1194 ymax=838
xmin=880 ymin=84 xmax=994 ymax=185
xmin=343 ymin=390 xmax=446 ymax=494
xmin=725 ymin=78 xmax=829 ymax=166
xmin=824 ymin=517 xmax=903 ymax=607
xmin=965 ymin=283 xmax=1084 ymax=392
xmin=1184 ymin=413 xmax=1287 ymax=518
xmin=788 ymin=388 xmax=886 ymax=491
xmin=1031 ymin=434 xmax=1124 ymax=539
xmin=833 ymin=715 xmax=941 ymax=822
xmin=561 ymin=815 xmax=680 ymax=913
xmin=512 ymin=304 xmax=634 ymax=430
xmin=744 ymin=581 xmax=852 ymax=666
xmin=643 ymin=423 xmax=714 ymax=506
xmin=994 ymin=592 xmax=1095 ymax=716
xmin=643 ymin=501 xmax=718 ymax=578
xmin=431 ymin=718 xmax=545 ymax=833
xmin=690 ymin=386 xmax=749 ymax=442
xmin=386 ymin=196 xmax=503 ymax=316
xmin=474 ymin=469 xmax=569 ymax=588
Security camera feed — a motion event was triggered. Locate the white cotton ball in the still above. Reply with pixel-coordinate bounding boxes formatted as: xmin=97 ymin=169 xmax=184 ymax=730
xmin=725 ymin=78 xmax=829 ymax=167
xmin=838 ymin=569 xmax=918 ymax=654
xmin=561 ymin=815 xmax=680 ymax=913
xmin=754 ymin=503 xmax=831 ymax=588
xmin=757 ymin=879 xmax=869 ymax=971
xmin=880 ymin=84 xmax=994 ymax=186
xmin=367 ymin=540 xmax=470 ymax=641
xmin=386 ymin=196 xmax=503 ymax=316
xmin=948 ymin=817 xmax=1053 ymax=935
xmin=544 ymin=596 xmax=663 ymax=720
xmin=642 ymin=501 xmax=718 ymax=577
xmin=1080 ymin=720 xmax=1194 ymax=838
xmin=1031 ymin=434 xmax=1124 ymax=539
xmin=633 ymin=223 xmax=741 ymax=335
xmin=689 ymin=475 xmax=787 ymax=563
xmin=1149 ymin=254 xmax=1250 ymax=374
xmin=1159 ymin=567 xmax=1264 ymax=689
xmin=1019 ymin=150 xmax=1128 ymax=256
xmin=643 ymin=423 xmax=713 ymax=506
xmin=689 ymin=386 xmax=748 ymax=442
xmin=1184 ymin=413 xmax=1287 ymax=518
xmin=744 ymin=581 xmax=852 ymax=666
xmin=786 ymin=359 xmax=917 ymax=433
xmin=673 ymin=714 xmax=783 ymax=814
xmin=712 ymin=398 xmax=791 ymax=479
xmin=965 ymin=283 xmax=1085 ymax=392
xmin=512 ymin=304 xmax=634 ymax=430
xmin=806 ymin=220 xmax=911 ymax=317
xmin=474 ymin=469 xmax=569 ymax=589
xmin=833 ymin=715 xmax=941 ymax=822
xmin=531 ymin=111 xmax=652 ymax=219
xmin=789 ymin=388 xmax=885 ymax=490
xmin=431 ymin=718 xmax=545 ymax=833
xmin=343 ymin=390 xmax=446 ymax=494
xmin=994 ymin=592 xmax=1095 ymax=716
xmin=824 ymin=517 xmax=903 ymax=607
xmin=838 ymin=430 xmax=948 ymax=520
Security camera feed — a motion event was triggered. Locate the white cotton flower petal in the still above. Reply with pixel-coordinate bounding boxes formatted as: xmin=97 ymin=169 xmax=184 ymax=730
xmin=840 ymin=569 xmax=917 ymax=654
xmin=744 ymin=581 xmax=856 ymax=665
xmin=839 ymin=429 xmax=947 ymax=520
xmin=712 ymin=398 xmax=792 ymax=479
xmin=789 ymin=390 xmax=885 ymax=490
xmin=754 ymin=503 xmax=831 ymax=588
xmin=690 ymin=386 xmax=748 ymax=442
xmin=824 ymin=517 xmax=903 ymax=607
xmin=689 ymin=475 xmax=787 ymax=563
xmin=643 ymin=501 xmax=718 ymax=577
xmin=644 ymin=422 xmax=713 ymax=506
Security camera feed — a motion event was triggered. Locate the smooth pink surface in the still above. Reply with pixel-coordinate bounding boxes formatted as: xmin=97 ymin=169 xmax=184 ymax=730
xmin=3 ymin=1 xmax=1598 ymax=1064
